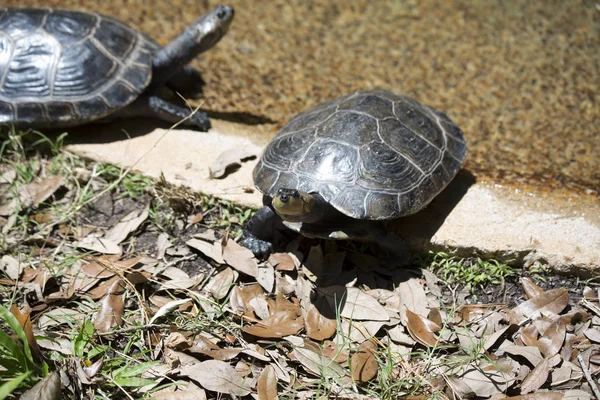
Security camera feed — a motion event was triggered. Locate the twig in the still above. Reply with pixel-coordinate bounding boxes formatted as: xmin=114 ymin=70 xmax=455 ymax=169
xmin=97 ymin=323 xmax=170 ymax=336
xmin=582 ymin=298 xmax=600 ymax=318
xmin=577 ymin=353 xmax=600 ymax=400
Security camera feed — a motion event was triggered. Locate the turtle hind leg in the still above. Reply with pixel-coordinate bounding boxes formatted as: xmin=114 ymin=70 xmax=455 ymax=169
xmin=167 ymin=66 xmax=205 ymax=99
xmin=146 ymin=96 xmax=210 ymax=130
xmin=111 ymin=95 xmax=210 ymax=131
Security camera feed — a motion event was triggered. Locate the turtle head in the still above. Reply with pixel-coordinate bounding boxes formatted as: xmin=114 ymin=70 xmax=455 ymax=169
xmin=187 ymin=5 xmax=234 ymax=49
xmin=272 ymin=188 xmax=313 ymax=219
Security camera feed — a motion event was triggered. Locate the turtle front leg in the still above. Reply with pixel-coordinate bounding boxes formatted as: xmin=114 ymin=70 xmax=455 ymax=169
xmin=167 ymin=66 xmax=205 ymax=99
xmin=100 ymin=95 xmax=207 ymax=130
xmin=240 ymin=206 xmax=283 ymax=259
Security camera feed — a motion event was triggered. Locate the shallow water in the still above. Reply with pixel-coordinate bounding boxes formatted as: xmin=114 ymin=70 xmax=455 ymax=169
xmin=6 ymin=0 xmax=600 ymax=194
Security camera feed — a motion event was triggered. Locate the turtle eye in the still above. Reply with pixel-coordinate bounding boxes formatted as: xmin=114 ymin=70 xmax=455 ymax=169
xmin=291 ymin=190 xmax=299 ymax=199
xmin=277 ymin=188 xmax=285 ymax=195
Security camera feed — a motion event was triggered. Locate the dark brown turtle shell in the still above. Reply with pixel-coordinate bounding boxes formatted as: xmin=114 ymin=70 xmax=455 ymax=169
xmin=253 ymin=89 xmax=467 ymax=220
xmin=0 ymin=8 xmax=157 ymax=127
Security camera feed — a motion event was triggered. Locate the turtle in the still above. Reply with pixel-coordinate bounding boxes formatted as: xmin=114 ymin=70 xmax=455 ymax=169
xmin=0 ymin=5 xmax=234 ymax=130
xmin=240 ymin=89 xmax=467 ymax=262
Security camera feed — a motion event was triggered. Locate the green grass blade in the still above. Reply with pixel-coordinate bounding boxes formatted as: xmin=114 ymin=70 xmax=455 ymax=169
xmin=0 ymin=306 xmax=34 ymax=368
xmin=113 ymin=377 xmax=157 ymax=388
xmin=0 ymin=329 xmax=27 ymax=370
xmin=0 ymin=371 xmax=31 ymax=400
xmin=113 ymin=361 xmax=158 ymax=379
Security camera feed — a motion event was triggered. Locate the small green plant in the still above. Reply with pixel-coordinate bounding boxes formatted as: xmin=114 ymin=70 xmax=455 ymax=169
xmin=415 ymin=251 xmax=514 ymax=292
xmin=0 ymin=304 xmax=49 ymax=396
xmin=97 ymin=163 xmax=152 ymax=199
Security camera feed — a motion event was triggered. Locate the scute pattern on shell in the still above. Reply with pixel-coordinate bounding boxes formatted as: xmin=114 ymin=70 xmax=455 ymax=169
xmin=254 ymin=89 xmax=467 ymax=220
xmin=0 ymin=8 xmax=157 ymax=127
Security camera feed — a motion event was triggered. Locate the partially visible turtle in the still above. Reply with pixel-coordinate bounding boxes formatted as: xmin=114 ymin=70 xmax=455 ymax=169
xmin=241 ymin=89 xmax=467 ymax=262
xmin=0 ymin=6 xmax=234 ymax=130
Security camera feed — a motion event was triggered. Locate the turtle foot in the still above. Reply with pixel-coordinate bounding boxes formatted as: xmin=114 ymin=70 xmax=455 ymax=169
xmin=239 ymin=235 xmax=273 ymax=260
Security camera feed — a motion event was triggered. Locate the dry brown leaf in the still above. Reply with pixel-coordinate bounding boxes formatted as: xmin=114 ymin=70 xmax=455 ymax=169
xmin=149 ymin=298 xmax=192 ymax=324
xmin=257 ymin=264 xmax=275 ymax=293
xmin=103 ymin=207 xmax=149 ymax=245
xmin=292 ymin=346 xmax=346 ymax=378
xmin=564 ymin=389 xmax=593 ymax=399
xmin=484 ymin=324 xmax=519 ymax=351
xmin=93 ymin=279 xmax=125 ymax=333
xmin=387 ymin=325 xmax=416 ymax=346
xmin=520 ymin=325 xmax=540 ymax=347
xmin=207 ymin=267 xmax=238 ymax=300
xmin=351 ymin=341 xmax=378 ymax=382
xmin=521 ymin=277 xmax=545 ymax=299
xmin=222 ymin=237 xmax=259 ymax=277
xmin=152 ymin=382 xmax=207 ymax=400
xmin=406 ymin=309 xmax=439 ymax=347
xmin=583 ymin=329 xmax=600 ymax=344
xmin=186 ymin=238 xmax=225 ymax=264
xmin=1 ymin=255 xmax=21 ymax=280
xmin=20 ymin=371 xmax=61 ymax=400
xmin=451 ymin=364 xmax=514 ymax=398
xmin=304 ymin=303 xmax=336 ymax=341
xmin=29 ymin=213 xmax=53 ymax=223
xmin=112 ymin=256 xmax=144 ymax=271
xmin=509 ymin=288 xmax=569 ymax=325
xmin=319 ymin=341 xmax=346 ymax=363
xmin=229 ymin=284 xmax=265 ymax=317
xmin=86 ymin=275 xmax=122 ymax=300
xmin=0 ymin=167 xmax=16 ymax=184
xmin=1 ymin=175 xmax=63 ymax=216
xmin=428 ymin=308 xmax=443 ymax=327
xmin=338 ymin=319 xmax=385 ymax=342
xmin=10 ymin=305 xmax=43 ymax=361
xmin=187 ymin=213 xmax=204 ymax=225
xmin=159 ymin=266 xmax=197 ymax=290
xmin=83 ymin=359 xmax=104 ymax=379
xmin=521 ymin=357 xmax=550 ymax=394
xmin=502 ymin=394 xmax=565 ymax=400
xmin=180 ymin=360 xmax=252 ymax=396
xmin=152 ymin=384 xmax=207 ymax=400
xmin=397 ymin=278 xmax=429 ymax=323
xmin=257 ymin=365 xmax=278 ymax=400
xmin=242 ymin=312 xmax=304 ymax=338
xmin=209 ymin=147 xmax=257 ymax=179
xmin=503 ymin=344 xmax=544 ymax=367
xmin=187 ymin=336 xmax=242 ymax=361
xmin=243 ymin=294 xmax=304 ymax=338
xmin=538 ymin=318 xmax=566 ymax=357
xmin=38 ymin=308 xmax=84 ymax=329
xmin=268 ymin=253 xmax=297 ymax=271
xmin=319 ymin=286 xmax=389 ymax=321
xmin=583 ymin=287 xmax=597 ymax=300
xmin=81 ymin=260 xmax=116 ymax=278
xmin=76 ymin=236 xmax=122 ymax=254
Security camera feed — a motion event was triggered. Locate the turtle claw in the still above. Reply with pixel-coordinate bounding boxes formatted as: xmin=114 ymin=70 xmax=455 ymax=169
xmin=239 ymin=235 xmax=273 ymax=259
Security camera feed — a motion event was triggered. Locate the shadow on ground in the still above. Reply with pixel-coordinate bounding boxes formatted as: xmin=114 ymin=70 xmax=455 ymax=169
xmin=392 ymin=169 xmax=477 ymax=244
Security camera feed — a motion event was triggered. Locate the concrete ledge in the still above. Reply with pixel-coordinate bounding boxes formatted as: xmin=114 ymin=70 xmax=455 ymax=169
xmin=398 ymin=173 xmax=600 ymax=275
xmin=65 ymin=122 xmax=600 ymax=276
